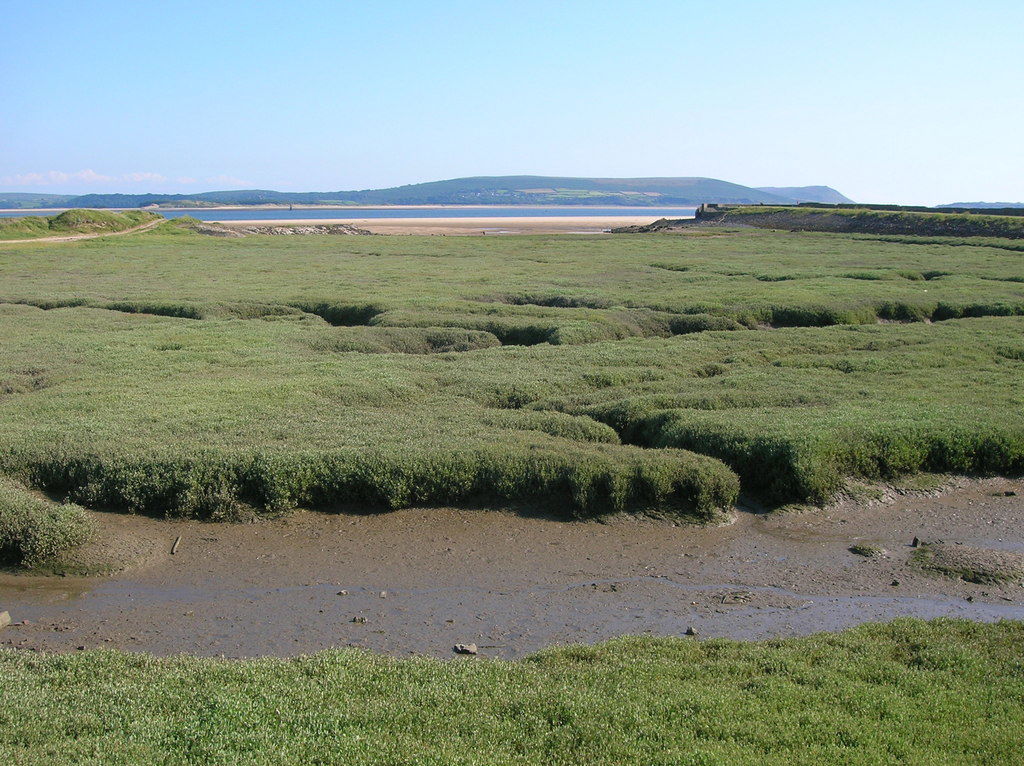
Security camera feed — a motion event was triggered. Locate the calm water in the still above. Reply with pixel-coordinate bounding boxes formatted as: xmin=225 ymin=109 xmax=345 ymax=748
xmin=0 ymin=206 xmax=695 ymax=221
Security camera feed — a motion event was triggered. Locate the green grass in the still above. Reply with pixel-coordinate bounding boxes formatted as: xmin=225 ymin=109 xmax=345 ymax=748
xmin=0 ymin=226 xmax=1021 ymax=541
xmin=0 ymin=619 xmax=1021 ymax=764
xmin=0 ymin=208 xmax=160 ymax=240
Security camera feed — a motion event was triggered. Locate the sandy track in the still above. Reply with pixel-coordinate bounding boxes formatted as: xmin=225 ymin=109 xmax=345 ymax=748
xmin=1 ymin=478 xmax=1021 ymax=658
xmin=1 ymin=218 xmax=164 ymax=244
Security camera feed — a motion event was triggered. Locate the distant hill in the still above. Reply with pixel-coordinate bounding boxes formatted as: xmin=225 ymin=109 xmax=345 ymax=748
xmin=0 ymin=192 xmax=74 ymax=209
xmin=755 ymin=186 xmax=853 ymax=204
xmin=0 ymin=176 xmax=853 ymax=209
xmin=938 ymin=202 xmax=1024 ymax=209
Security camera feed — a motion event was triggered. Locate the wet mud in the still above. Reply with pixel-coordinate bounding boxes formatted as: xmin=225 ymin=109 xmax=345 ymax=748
xmin=1 ymin=478 xmax=1022 ymax=658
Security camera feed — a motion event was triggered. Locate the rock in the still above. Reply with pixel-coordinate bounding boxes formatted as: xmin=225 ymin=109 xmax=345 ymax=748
xmin=890 ymin=580 xmax=900 ymax=587
xmin=351 ymin=616 xmax=366 ymax=624
xmin=379 ymin=591 xmax=387 ymax=599
xmin=453 ymin=643 xmax=478 ymax=655
xmin=337 ymin=590 xmax=348 ymax=596
xmin=0 ymin=611 xmax=10 ymax=629
xmin=911 ymin=537 xmax=921 ymax=547
xmin=684 ymin=626 xmax=697 ymax=636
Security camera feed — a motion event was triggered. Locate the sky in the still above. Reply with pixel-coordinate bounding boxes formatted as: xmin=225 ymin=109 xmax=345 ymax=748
xmin=1 ymin=0 xmax=1022 ymax=205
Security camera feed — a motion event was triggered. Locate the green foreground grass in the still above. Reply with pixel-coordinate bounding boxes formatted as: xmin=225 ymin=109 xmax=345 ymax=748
xmin=0 ymin=225 xmax=1021 ymax=550
xmin=1 ymin=619 xmax=1021 ymax=764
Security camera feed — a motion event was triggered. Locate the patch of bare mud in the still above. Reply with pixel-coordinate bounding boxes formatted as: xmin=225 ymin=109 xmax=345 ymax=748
xmin=0 ymin=477 xmax=1021 ymax=658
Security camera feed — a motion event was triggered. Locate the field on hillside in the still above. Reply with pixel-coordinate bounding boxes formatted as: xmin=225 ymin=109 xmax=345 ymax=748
xmin=1 ymin=222 xmax=1022 ymax=563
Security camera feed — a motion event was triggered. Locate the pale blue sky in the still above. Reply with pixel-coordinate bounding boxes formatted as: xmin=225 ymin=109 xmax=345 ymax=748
xmin=2 ymin=0 xmax=1022 ymax=204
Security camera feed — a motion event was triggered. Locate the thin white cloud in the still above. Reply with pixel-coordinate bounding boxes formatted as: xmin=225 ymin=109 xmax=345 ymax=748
xmin=0 ymin=169 xmax=116 ymax=186
xmin=122 ymin=171 xmax=167 ymax=183
xmin=1 ymin=169 xmax=190 ymax=188
xmin=204 ymin=174 xmax=249 ymax=187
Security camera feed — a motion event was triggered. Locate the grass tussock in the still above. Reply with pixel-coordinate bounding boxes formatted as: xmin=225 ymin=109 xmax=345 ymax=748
xmin=0 ymin=619 xmax=1021 ymax=764
xmin=0 ymin=477 xmax=90 ymax=567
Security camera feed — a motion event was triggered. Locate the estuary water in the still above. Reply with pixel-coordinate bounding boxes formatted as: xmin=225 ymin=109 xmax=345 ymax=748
xmin=0 ymin=206 xmax=696 ymax=221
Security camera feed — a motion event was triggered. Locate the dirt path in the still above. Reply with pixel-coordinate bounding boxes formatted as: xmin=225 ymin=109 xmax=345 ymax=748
xmin=1 ymin=218 xmax=164 ymax=244
xmin=1 ymin=478 xmax=1021 ymax=658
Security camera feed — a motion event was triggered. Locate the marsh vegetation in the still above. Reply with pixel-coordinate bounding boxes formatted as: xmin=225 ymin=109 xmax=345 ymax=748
xmin=0 ymin=222 xmax=1022 ymax=563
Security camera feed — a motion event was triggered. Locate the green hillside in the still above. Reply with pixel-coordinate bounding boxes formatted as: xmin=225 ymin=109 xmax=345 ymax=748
xmin=1 ymin=176 xmax=835 ymax=209
xmin=0 ymin=192 xmax=73 ymax=209
xmin=755 ymin=185 xmax=853 ymax=203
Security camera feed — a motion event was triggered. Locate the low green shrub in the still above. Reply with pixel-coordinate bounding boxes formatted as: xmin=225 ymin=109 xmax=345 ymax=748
xmin=17 ymin=444 xmax=739 ymax=521
xmin=482 ymin=410 xmax=620 ymax=443
xmin=0 ymin=477 xmax=91 ymax=567
xmin=312 ymin=326 xmax=501 ymax=354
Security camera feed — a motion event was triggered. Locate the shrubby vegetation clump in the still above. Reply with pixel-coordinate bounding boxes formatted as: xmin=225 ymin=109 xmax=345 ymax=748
xmin=11 ymin=443 xmax=739 ymax=521
xmin=0 ymin=477 xmax=90 ymax=567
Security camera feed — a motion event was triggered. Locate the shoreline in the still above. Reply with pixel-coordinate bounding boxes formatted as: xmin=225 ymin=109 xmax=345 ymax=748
xmin=0 ymin=203 xmax=697 ymax=214
xmin=218 ymin=215 xmax=670 ymax=234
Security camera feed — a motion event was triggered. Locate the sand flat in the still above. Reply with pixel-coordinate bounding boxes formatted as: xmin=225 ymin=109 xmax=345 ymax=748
xmin=216 ymin=215 xmax=665 ymax=234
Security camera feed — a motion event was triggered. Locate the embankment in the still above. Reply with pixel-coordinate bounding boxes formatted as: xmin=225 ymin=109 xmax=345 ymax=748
xmin=617 ymin=206 xmax=1024 ymax=239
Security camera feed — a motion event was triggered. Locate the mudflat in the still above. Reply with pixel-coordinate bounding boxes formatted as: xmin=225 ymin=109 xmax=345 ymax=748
xmin=3 ymin=478 xmax=1020 ymax=659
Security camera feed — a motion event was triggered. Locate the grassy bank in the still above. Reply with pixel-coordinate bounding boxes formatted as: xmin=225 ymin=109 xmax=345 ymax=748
xmin=704 ymin=206 xmax=1024 ymax=239
xmin=0 ymin=619 xmax=1021 ymax=764
xmin=0 ymin=209 xmax=160 ymax=240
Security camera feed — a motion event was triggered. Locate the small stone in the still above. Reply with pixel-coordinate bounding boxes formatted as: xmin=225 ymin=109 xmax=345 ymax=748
xmin=911 ymin=537 xmax=921 ymax=548
xmin=76 ymin=645 xmax=85 ymax=651
xmin=966 ymin=596 xmax=975 ymax=602
xmin=453 ymin=643 xmax=478 ymax=655
xmin=379 ymin=591 xmax=387 ymax=599
xmin=684 ymin=626 xmax=697 ymax=636
xmin=351 ymin=616 xmax=366 ymax=624
xmin=890 ymin=580 xmax=900 ymax=587
xmin=0 ymin=612 xmax=10 ymax=629
xmin=337 ymin=590 xmax=348 ymax=596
